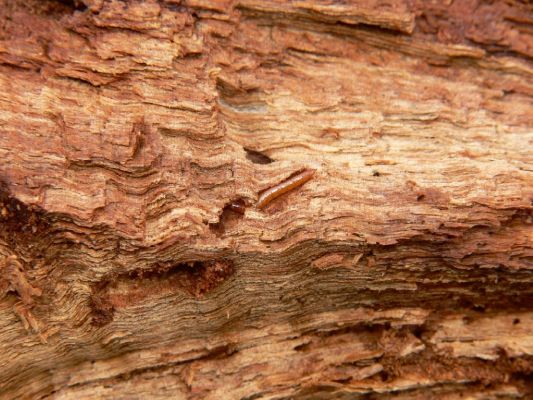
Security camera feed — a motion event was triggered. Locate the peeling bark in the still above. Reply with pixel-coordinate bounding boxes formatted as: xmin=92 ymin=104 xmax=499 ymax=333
xmin=0 ymin=0 xmax=532 ymax=399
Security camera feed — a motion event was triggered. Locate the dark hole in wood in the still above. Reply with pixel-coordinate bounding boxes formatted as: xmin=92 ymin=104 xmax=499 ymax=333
xmin=244 ymin=148 xmax=273 ymax=164
xmin=210 ymin=198 xmax=246 ymax=235
xmin=91 ymin=259 xmax=235 ymax=326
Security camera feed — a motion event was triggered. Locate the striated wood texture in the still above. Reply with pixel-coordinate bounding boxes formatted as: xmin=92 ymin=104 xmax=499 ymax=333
xmin=0 ymin=0 xmax=532 ymax=398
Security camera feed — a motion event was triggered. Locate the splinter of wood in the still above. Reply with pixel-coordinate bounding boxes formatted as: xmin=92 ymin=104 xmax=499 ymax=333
xmin=256 ymin=169 xmax=315 ymax=209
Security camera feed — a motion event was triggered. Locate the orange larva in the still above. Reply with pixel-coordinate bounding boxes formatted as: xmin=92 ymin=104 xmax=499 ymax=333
xmin=256 ymin=169 xmax=315 ymax=209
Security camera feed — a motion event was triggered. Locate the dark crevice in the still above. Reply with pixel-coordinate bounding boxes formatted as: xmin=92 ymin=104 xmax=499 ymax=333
xmin=20 ymin=0 xmax=88 ymax=16
xmin=241 ymin=393 xmax=265 ymax=400
xmin=164 ymin=3 xmax=189 ymax=14
xmin=203 ymin=344 xmax=238 ymax=360
xmin=54 ymin=0 xmax=87 ymax=12
xmin=0 ymin=181 xmax=51 ymax=250
xmin=244 ymin=148 xmax=274 ymax=164
xmin=484 ymin=48 xmax=533 ymax=61
xmin=379 ymin=370 xmax=390 ymax=382
xmin=209 ymin=198 xmax=246 ymax=235
xmin=294 ymin=342 xmax=311 ymax=352
xmin=57 ymin=75 xmax=102 ymax=88
xmin=410 ymin=325 xmax=426 ymax=340
xmin=332 ymin=377 xmax=352 ymax=384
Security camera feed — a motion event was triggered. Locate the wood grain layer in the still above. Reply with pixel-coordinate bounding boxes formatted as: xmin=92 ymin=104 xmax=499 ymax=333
xmin=0 ymin=0 xmax=532 ymax=398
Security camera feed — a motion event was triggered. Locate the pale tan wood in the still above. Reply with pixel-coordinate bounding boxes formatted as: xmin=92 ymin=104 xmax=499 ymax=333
xmin=0 ymin=0 xmax=532 ymax=398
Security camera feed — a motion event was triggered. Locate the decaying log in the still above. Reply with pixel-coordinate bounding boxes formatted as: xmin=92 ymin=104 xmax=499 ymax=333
xmin=0 ymin=0 xmax=532 ymax=398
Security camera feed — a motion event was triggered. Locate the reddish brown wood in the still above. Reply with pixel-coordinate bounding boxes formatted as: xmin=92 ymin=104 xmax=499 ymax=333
xmin=0 ymin=0 xmax=532 ymax=398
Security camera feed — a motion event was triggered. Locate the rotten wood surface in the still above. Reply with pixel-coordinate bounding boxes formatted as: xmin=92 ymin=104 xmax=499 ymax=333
xmin=0 ymin=0 xmax=532 ymax=398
